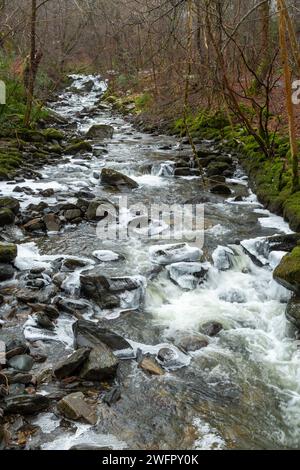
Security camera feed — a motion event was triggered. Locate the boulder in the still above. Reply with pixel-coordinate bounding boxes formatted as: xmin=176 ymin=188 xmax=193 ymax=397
xmin=273 ymin=247 xmax=300 ymax=294
xmin=212 ymin=246 xmax=234 ymax=271
xmin=286 ymin=296 xmax=300 ymax=329
xmin=166 ymin=262 xmax=209 ymax=290
xmin=8 ymin=354 xmax=34 ymax=372
xmin=149 ymin=243 xmax=202 ymax=266
xmin=206 ymin=162 xmax=232 ymax=177
xmin=267 ymin=233 xmax=300 ymax=253
xmin=0 ymin=208 xmax=15 ymax=227
xmin=176 ymin=335 xmax=208 ymax=352
xmin=80 ymin=269 xmax=145 ymax=310
xmin=4 ymin=394 xmax=50 ymax=415
xmin=43 ymin=213 xmax=61 ymax=232
xmin=79 ymin=346 xmax=118 ymax=382
xmin=138 ymin=356 xmax=165 ymax=376
xmin=200 ymin=322 xmax=223 ymax=337
xmin=85 ymin=198 xmax=115 ymax=221
xmin=64 ymin=209 xmax=82 ymax=222
xmin=23 ymin=218 xmax=45 ymax=232
xmin=36 ymin=312 xmax=55 ymax=330
xmin=0 ymin=264 xmax=15 ymax=282
xmin=0 ymin=243 xmax=17 ymax=263
xmin=65 ymin=141 xmax=93 ymax=154
xmin=62 ymin=258 xmax=90 ymax=271
xmin=86 ymin=124 xmax=114 ymax=140
xmin=29 ymin=303 xmax=59 ymax=320
xmin=54 ymin=347 xmax=91 ymax=380
xmin=6 ymin=339 xmax=30 ymax=360
xmin=100 ymin=168 xmax=139 ymax=190
xmin=57 ymin=392 xmax=97 ymax=425
xmin=0 ymin=197 xmax=20 ymax=214
xmin=210 ymin=184 xmax=231 ymax=195
xmin=73 ymin=319 xmax=132 ymax=352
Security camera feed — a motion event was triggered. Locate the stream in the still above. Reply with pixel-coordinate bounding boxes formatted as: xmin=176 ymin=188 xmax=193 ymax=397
xmin=1 ymin=74 xmax=300 ymax=450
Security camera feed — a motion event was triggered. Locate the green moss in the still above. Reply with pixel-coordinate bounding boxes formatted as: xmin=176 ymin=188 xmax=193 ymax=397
xmin=0 ymin=242 xmax=17 ymax=263
xmin=41 ymin=128 xmax=65 ymax=141
xmin=0 ymin=208 xmax=15 ymax=227
xmin=274 ymin=247 xmax=300 ymax=293
xmin=65 ymin=140 xmax=93 ymax=154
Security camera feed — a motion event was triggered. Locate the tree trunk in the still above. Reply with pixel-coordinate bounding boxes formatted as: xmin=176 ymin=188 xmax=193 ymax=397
xmin=24 ymin=0 xmax=37 ymax=127
xmin=278 ymin=0 xmax=299 ymax=192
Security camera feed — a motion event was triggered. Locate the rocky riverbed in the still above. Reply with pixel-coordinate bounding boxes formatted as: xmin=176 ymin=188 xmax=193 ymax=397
xmin=0 ymin=75 xmax=300 ymax=450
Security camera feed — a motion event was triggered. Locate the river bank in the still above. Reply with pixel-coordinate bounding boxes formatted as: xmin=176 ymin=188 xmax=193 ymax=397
xmin=1 ymin=74 xmax=300 ymax=450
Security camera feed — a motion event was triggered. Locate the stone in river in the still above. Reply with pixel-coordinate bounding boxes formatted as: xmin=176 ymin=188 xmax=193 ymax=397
xmin=43 ymin=213 xmax=61 ymax=232
xmin=0 ymin=263 xmax=15 ymax=282
xmin=79 ymin=346 xmax=118 ymax=382
xmin=8 ymin=354 xmax=34 ymax=372
xmin=100 ymin=168 xmax=139 ymax=190
xmin=286 ymin=296 xmax=300 ymax=329
xmin=273 ymin=247 xmax=300 ymax=294
xmin=58 ymin=391 xmax=98 ymax=425
xmin=92 ymin=250 xmax=120 ymax=262
xmin=86 ymin=124 xmax=114 ymax=140
xmin=4 ymin=394 xmax=50 ymax=415
xmin=0 ymin=243 xmax=17 ymax=263
xmin=210 ymin=184 xmax=232 ymax=195
xmin=6 ymin=339 xmax=30 ymax=360
xmin=166 ymin=262 xmax=209 ymax=290
xmin=176 ymin=335 xmax=208 ymax=352
xmin=0 ymin=208 xmax=15 ymax=227
xmin=200 ymin=322 xmax=223 ymax=337
xmin=149 ymin=243 xmax=202 ymax=266
xmin=54 ymin=347 xmax=91 ymax=380
xmin=0 ymin=197 xmax=20 ymax=214
xmin=36 ymin=312 xmax=55 ymax=330
xmin=73 ymin=319 xmax=132 ymax=353
xmin=139 ymin=356 xmax=165 ymax=376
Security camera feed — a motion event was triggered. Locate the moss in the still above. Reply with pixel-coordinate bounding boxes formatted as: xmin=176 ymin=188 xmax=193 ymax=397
xmin=0 ymin=242 xmax=17 ymax=263
xmin=0 ymin=208 xmax=15 ymax=227
xmin=0 ymin=196 xmax=20 ymax=214
xmin=65 ymin=140 xmax=93 ymax=154
xmin=274 ymin=247 xmax=300 ymax=293
xmin=41 ymin=128 xmax=65 ymax=141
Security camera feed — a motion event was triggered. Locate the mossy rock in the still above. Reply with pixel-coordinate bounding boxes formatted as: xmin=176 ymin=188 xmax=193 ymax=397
xmin=65 ymin=141 xmax=93 ymax=154
xmin=0 ymin=208 xmax=15 ymax=227
xmin=0 ymin=243 xmax=17 ymax=263
xmin=0 ymin=197 xmax=20 ymax=214
xmin=46 ymin=144 xmax=63 ymax=154
xmin=42 ymin=128 xmax=65 ymax=141
xmin=0 ymin=169 xmax=9 ymax=181
xmin=206 ymin=162 xmax=232 ymax=177
xmin=273 ymin=247 xmax=300 ymax=293
xmin=17 ymin=129 xmax=46 ymax=143
xmin=86 ymin=125 xmax=114 ymax=140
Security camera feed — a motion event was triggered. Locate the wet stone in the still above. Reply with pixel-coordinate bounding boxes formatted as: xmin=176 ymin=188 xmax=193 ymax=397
xmin=4 ymin=394 xmax=50 ymax=415
xmin=54 ymin=347 xmax=91 ymax=380
xmin=8 ymin=354 xmax=34 ymax=372
xmin=57 ymin=392 xmax=97 ymax=425
xmin=139 ymin=356 xmax=165 ymax=376
xmin=200 ymin=322 xmax=223 ymax=337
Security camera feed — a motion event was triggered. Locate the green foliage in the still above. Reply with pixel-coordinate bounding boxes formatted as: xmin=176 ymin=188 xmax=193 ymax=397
xmin=135 ymin=92 xmax=152 ymax=111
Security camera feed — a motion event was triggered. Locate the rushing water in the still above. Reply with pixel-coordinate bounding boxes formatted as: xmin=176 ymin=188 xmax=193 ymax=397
xmin=2 ymin=74 xmax=300 ymax=450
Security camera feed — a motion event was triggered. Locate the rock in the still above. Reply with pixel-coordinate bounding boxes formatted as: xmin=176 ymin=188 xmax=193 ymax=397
xmin=57 ymin=392 xmax=97 ymax=425
xmin=92 ymin=250 xmax=120 ymax=262
xmin=103 ymin=386 xmax=121 ymax=406
xmin=0 ymin=197 xmax=20 ymax=215
xmin=41 ymin=128 xmax=65 ymax=141
xmin=23 ymin=218 xmax=45 ymax=232
xmin=64 ymin=209 xmax=82 ymax=221
xmin=62 ymin=258 xmax=89 ymax=271
xmin=80 ymin=270 xmax=145 ymax=310
xmin=36 ymin=312 xmax=55 ymax=330
xmin=43 ymin=214 xmax=61 ymax=232
xmin=166 ymin=262 xmax=209 ymax=289
xmin=86 ymin=124 xmax=114 ymax=140
xmin=174 ymin=168 xmax=201 ymax=177
xmin=54 ymin=297 xmax=90 ymax=315
xmin=176 ymin=335 xmax=208 ymax=352
xmin=0 ymin=243 xmax=17 ymax=263
xmin=0 ymin=208 xmax=15 ymax=226
xmin=286 ymin=296 xmax=300 ymax=329
xmin=29 ymin=303 xmax=59 ymax=320
xmin=40 ymin=188 xmax=55 ymax=197
xmin=86 ymin=198 xmax=115 ymax=221
xmin=149 ymin=243 xmax=202 ymax=266
xmin=200 ymin=322 xmax=223 ymax=337
xmin=79 ymin=346 xmax=118 ymax=382
xmin=139 ymin=356 xmax=165 ymax=376
xmin=54 ymin=347 xmax=91 ymax=380
xmin=8 ymin=355 xmax=34 ymax=372
xmin=273 ymin=247 xmax=300 ymax=294
xmin=212 ymin=246 xmax=234 ymax=271
xmin=100 ymin=168 xmax=139 ymax=190
xmin=210 ymin=184 xmax=231 ymax=195
xmin=4 ymin=394 xmax=50 ymax=415
xmin=73 ymin=319 xmax=132 ymax=352
xmin=157 ymin=348 xmax=177 ymax=364
xmin=267 ymin=233 xmax=300 ymax=253
xmin=0 ymin=264 xmax=15 ymax=282
xmin=4 ymin=371 xmax=32 ymax=385
xmin=6 ymin=340 xmax=29 ymax=360
xmin=206 ymin=162 xmax=232 ymax=177
xmin=65 ymin=141 xmax=92 ymax=154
